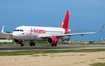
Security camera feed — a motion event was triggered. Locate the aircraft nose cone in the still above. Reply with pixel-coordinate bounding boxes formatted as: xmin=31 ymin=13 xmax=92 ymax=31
xmin=12 ymin=32 xmax=18 ymax=36
xmin=12 ymin=32 xmax=20 ymax=39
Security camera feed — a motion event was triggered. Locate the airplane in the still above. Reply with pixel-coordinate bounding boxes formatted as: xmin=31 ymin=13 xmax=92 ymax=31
xmin=1 ymin=10 xmax=105 ymax=47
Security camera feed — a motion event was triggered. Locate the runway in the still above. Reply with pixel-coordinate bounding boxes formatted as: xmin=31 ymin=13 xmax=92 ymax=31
xmin=0 ymin=45 xmax=105 ymax=51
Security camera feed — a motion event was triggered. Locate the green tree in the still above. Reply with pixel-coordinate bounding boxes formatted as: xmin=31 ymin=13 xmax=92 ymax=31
xmin=60 ymin=38 xmax=70 ymax=42
xmin=6 ymin=31 xmax=10 ymax=33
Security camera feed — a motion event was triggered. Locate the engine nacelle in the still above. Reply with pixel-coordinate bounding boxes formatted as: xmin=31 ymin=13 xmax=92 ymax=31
xmin=14 ymin=39 xmax=22 ymax=44
xmin=47 ymin=37 xmax=58 ymax=45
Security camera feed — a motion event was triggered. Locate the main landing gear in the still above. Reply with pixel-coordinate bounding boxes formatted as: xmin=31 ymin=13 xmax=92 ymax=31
xmin=30 ymin=41 xmax=35 ymax=46
xmin=51 ymin=43 xmax=57 ymax=47
xmin=20 ymin=41 xmax=57 ymax=47
xmin=21 ymin=43 xmax=24 ymax=47
xmin=20 ymin=41 xmax=35 ymax=47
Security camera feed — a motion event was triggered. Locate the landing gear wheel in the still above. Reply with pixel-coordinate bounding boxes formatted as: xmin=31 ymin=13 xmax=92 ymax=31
xmin=54 ymin=43 xmax=57 ymax=46
xmin=30 ymin=43 xmax=33 ymax=46
xmin=21 ymin=43 xmax=24 ymax=47
xmin=51 ymin=44 xmax=54 ymax=47
xmin=33 ymin=43 xmax=35 ymax=46
xmin=30 ymin=41 xmax=35 ymax=46
xmin=51 ymin=43 xmax=57 ymax=47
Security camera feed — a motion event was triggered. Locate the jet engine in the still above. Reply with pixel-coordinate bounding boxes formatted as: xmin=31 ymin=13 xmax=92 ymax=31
xmin=14 ymin=39 xmax=22 ymax=44
xmin=47 ymin=37 xmax=58 ymax=45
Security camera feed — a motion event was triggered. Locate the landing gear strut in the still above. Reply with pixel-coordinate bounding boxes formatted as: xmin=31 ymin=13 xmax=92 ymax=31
xmin=30 ymin=41 xmax=35 ymax=46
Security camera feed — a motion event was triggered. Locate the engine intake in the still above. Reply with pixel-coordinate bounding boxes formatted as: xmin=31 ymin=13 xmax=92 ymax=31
xmin=47 ymin=37 xmax=58 ymax=44
xmin=14 ymin=39 xmax=22 ymax=44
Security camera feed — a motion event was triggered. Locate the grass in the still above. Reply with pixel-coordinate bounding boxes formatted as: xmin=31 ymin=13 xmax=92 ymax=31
xmin=79 ymin=54 xmax=86 ymax=56
xmin=0 ymin=49 xmax=105 ymax=56
xmin=42 ymin=54 xmax=48 ymax=56
xmin=33 ymin=55 xmax=40 ymax=57
xmin=90 ymin=63 xmax=105 ymax=66
xmin=98 ymin=57 xmax=105 ymax=59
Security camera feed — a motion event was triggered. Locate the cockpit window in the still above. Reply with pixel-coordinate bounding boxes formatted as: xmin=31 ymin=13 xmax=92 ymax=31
xmin=14 ymin=29 xmax=24 ymax=32
xmin=20 ymin=30 xmax=23 ymax=31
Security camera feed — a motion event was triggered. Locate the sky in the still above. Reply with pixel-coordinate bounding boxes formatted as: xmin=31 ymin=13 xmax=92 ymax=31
xmin=0 ymin=0 xmax=105 ymax=41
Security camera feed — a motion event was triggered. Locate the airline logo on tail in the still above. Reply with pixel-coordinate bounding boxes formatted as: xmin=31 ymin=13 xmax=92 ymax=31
xmin=60 ymin=10 xmax=69 ymax=29
xmin=60 ymin=11 xmax=70 ymax=34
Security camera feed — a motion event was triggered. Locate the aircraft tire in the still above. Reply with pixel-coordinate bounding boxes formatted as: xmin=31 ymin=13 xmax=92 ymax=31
xmin=30 ymin=43 xmax=33 ymax=46
xmin=21 ymin=43 xmax=24 ymax=47
xmin=54 ymin=43 xmax=57 ymax=46
xmin=33 ymin=43 xmax=35 ymax=46
xmin=51 ymin=44 xmax=57 ymax=47
xmin=30 ymin=43 xmax=35 ymax=46
xmin=51 ymin=44 xmax=54 ymax=47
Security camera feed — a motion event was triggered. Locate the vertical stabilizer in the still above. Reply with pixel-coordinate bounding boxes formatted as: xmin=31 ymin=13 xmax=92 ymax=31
xmin=1 ymin=25 xmax=4 ymax=33
xmin=60 ymin=10 xmax=70 ymax=29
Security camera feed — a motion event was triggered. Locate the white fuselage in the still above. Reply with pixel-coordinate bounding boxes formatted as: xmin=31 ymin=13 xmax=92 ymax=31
xmin=12 ymin=26 xmax=68 ymax=41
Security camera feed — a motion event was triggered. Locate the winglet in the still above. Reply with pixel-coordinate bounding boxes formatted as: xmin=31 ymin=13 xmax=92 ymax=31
xmin=1 ymin=25 xmax=4 ymax=33
xmin=98 ymin=24 xmax=105 ymax=33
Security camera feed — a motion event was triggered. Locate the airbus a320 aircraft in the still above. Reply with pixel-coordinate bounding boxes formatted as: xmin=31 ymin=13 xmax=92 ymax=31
xmin=1 ymin=11 xmax=104 ymax=46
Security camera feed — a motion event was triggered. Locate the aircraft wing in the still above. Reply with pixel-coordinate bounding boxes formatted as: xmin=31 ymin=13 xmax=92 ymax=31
xmin=67 ymin=30 xmax=85 ymax=33
xmin=41 ymin=32 xmax=99 ymax=38
xmin=41 ymin=24 xmax=104 ymax=38
xmin=55 ymin=32 xmax=99 ymax=37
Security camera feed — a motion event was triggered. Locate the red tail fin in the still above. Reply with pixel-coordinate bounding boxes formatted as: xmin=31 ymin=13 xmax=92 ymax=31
xmin=60 ymin=10 xmax=70 ymax=29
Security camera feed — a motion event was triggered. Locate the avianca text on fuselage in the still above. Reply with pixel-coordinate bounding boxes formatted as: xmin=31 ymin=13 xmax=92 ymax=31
xmin=30 ymin=28 xmax=46 ymax=35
